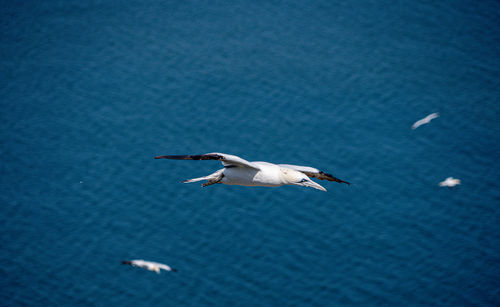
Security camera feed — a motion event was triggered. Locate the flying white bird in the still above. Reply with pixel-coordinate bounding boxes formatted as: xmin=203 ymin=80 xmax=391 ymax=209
xmin=411 ymin=112 xmax=439 ymax=129
xmin=121 ymin=260 xmax=177 ymax=274
xmin=155 ymin=153 xmax=349 ymax=192
xmin=439 ymin=177 xmax=461 ymax=187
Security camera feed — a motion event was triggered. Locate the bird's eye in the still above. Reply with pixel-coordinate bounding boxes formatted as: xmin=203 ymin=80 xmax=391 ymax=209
xmin=299 ymin=178 xmax=308 ymax=183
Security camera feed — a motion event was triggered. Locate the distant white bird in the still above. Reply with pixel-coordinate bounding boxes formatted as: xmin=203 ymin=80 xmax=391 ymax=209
xmin=155 ymin=153 xmax=349 ymax=192
xmin=439 ymin=177 xmax=461 ymax=187
xmin=411 ymin=112 xmax=439 ymax=129
xmin=121 ymin=260 xmax=177 ymax=274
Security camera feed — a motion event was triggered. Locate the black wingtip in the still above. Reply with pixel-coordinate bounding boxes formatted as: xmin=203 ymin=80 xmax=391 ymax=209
xmin=121 ymin=260 xmax=132 ymax=265
xmin=339 ymin=179 xmax=350 ymax=185
xmin=155 ymin=155 xmax=188 ymax=159
xmin=154 ymin=154 xmax=224 ymax=161
xmin=320 ymin=171 xmax=350 ymax=185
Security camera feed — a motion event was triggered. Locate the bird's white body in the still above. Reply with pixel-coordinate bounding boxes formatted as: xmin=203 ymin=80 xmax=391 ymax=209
xmin=439 ymin=177 xmax=460 ymax=187
xmin=122 ymin=259 xmax=175 ymax=274
xmin=155 ymin=153 xmax=350 ymax=191
xmin=411 ymin=112 xmax=439 ymax=129
xmin=222 ymin=162 xmax=283 ymax=187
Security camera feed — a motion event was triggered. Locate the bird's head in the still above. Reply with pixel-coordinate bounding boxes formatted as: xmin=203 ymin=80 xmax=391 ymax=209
xmin=281 ymin=168 xmax=327 ymax=192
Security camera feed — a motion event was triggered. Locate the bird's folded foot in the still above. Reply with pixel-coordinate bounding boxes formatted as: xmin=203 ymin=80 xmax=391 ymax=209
xmin=202 ymin=180 xmax=219 ymax=187
xmin=201 ymin=173 xmax=223 ymax=187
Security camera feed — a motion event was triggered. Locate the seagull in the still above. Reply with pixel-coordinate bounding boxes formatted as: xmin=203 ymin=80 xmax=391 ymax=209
xmin=121 ymin=260 xmax=177 ymax=274
xmin=411 ymin=112 xmax=439 ymax=129
xmin=154 ymin=153 xmax=349 ymax=192
xmin=439 ymin=177 xmax=460 ymax=187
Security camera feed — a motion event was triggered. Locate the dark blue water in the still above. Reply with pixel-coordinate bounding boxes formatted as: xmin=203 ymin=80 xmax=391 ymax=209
xmin=1 ymin=0 xmax=499 ymax=305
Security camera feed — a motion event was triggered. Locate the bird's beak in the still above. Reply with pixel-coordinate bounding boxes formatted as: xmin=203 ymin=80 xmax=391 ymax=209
xmin=302 ymin=180 xmax=327 ymax=192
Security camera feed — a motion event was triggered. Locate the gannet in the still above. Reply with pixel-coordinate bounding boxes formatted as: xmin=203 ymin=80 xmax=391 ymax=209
xmin=411 ymin=112 xmax=439 ymax=129
xmin=121 ymin=260 xmax=177 ymax=274
xmin=439 ymin=177 xmax=460 ymax=187
xmin=155 ymin=153 xmax=349 ymax=192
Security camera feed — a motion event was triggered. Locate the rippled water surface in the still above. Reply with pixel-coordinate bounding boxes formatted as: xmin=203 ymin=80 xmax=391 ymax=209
xmin=1 ymin=0 xmax=499 ymax=306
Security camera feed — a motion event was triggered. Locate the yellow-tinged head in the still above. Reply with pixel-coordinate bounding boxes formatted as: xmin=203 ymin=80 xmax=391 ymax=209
xmin=280 ymin=168 xmax=327 ymax=192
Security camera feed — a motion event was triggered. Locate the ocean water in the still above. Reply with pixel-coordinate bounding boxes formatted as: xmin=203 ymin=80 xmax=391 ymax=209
xmin=1 ymin=0 xmax=499 ymax=306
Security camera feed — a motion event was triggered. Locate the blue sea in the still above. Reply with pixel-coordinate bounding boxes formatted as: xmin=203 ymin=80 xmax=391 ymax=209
xmin=1 ymin=0 xmax=499 ymax=306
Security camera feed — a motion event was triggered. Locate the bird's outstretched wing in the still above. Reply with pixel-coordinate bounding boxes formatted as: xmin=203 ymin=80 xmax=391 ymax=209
xmin=279 ymin=164 xmax=350 ymax=185
xmin=155 ymin=262 xmax=176 ymax=272
xmin=411 ymin=112 xmax=439 ymax=129
xmin=155 ymin=153 xmax=260 ymax=170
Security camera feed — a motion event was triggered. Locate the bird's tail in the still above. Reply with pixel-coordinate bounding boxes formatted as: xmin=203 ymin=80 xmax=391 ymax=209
xmin=182 ymin=176 xmax=211 ymax=183
xmin=183 ymin=170 xmax=223 ymax=185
